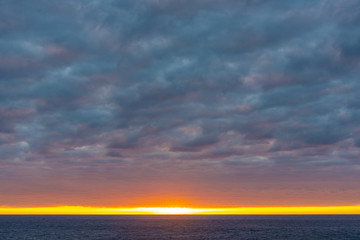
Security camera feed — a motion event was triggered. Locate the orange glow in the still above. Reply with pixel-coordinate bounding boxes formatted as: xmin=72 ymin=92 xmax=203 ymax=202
xmin=0 ymin=205 xmax=360 ymax=215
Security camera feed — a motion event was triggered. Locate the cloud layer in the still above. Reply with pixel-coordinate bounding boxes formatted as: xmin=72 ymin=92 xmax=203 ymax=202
xmin=1 ymin=0 xmax=360 ymax=206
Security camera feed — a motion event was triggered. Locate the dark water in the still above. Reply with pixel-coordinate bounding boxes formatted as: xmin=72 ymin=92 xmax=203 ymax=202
xmin=0 ymin=215 xmax=359 ymax=240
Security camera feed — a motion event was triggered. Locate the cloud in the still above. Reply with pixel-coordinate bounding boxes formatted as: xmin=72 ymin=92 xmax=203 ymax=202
xmin=1 ymin=0 xmax=360 ymax=206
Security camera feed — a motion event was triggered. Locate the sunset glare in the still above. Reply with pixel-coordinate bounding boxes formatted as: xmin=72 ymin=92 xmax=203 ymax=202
xmin=1 ymin=206 xmax=360 ymax=215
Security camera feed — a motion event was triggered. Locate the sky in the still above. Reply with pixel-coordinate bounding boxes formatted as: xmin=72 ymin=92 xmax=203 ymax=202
xmin=1 ymin=0 xmax=360 ymax=208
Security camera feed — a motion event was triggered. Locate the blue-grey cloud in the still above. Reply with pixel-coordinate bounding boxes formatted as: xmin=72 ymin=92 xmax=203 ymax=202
xmin=1 ymin=0 xmax=360 ymax=206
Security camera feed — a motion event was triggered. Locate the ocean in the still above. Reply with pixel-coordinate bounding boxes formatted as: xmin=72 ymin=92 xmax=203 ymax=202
xmin=0 ymin=215 xmax=359 ymax=239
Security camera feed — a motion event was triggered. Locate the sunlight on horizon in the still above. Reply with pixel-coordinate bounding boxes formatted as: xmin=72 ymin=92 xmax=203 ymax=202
xmin=130 ymin=207 xmax=203 ymax=214
xmin=1 ymin=205 xmax=360 ymax=215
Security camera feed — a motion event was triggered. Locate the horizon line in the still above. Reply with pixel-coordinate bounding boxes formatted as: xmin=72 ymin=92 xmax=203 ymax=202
xmin=1 ymin=205 xmax=360 ymax=215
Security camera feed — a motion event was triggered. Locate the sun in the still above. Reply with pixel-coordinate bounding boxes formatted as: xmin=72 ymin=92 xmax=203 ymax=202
xmin=136 ymin=207 xmax=201 ymax=215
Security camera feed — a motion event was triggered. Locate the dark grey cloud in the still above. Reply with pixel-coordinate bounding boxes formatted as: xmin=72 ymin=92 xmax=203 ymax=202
xmin=1 ymin=0 xmax=360 ymax=205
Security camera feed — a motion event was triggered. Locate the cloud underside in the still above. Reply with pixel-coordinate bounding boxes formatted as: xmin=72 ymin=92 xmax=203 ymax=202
xmin=1 ymin=0 xmax=360 ymax=197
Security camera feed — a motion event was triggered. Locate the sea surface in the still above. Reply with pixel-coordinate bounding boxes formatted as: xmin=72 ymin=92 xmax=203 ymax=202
xmin=0 ymin=215 xmax=359 ymax=240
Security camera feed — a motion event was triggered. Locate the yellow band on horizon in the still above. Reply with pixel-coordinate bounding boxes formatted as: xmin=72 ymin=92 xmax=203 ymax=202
xmin=0 ymin=205 xmax=360 ymax=215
